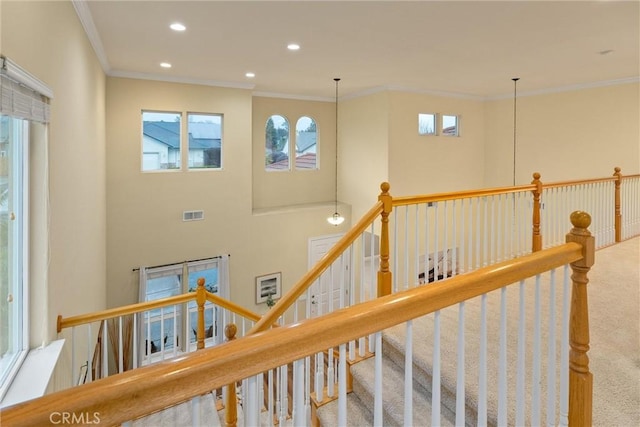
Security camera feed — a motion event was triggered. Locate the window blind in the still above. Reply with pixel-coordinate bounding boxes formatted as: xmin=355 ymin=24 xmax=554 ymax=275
xmin=0 ymin=56 xmax=52 ymax=123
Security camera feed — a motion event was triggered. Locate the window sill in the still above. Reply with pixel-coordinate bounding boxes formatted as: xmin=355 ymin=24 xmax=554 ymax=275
xmin=0 ymin=339 xmax=65 ymax=409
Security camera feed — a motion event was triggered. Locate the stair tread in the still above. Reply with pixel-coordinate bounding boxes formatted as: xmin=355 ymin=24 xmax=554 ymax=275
xmin=316 ymin=392 xmax=372 ymax=426
xmin=351 ymin=355 xmax=455 ymax=427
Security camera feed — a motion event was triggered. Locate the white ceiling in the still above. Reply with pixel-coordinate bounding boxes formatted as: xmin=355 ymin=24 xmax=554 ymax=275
xmin=81 ymin=0 xmax=640 ymax=100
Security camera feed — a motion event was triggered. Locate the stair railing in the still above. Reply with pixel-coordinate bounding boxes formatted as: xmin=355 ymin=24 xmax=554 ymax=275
xmin=0 ymin=212 xmax=596 ymax=426
xmin=56 ymin=279 xmax=260 ymax=386
xmin=249 ymin=168 xmax=638 ymax=419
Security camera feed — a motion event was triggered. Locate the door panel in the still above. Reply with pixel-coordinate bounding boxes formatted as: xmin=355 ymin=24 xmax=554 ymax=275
xmin=308 ymin=235 xmax=350 ymax=318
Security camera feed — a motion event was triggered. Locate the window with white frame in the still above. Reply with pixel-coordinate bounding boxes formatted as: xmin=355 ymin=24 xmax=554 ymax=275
xmin=442 ymin=114 xmax=459 ymax=136
xmin=295 ymin=116 xmax=318 ymax=170
xmin=265 ymin=115 xmax=290 ymax=171
xmin=187 ymin=113 xmax=222 ymax=170
xmin=142 ymin=111 xmax=181 ymax=171
xmin=137 ymin=256 xmax=228 ymax=365
xmin=418 ymin=113 xmax=436 ymax=135
xmin=0 ymin=57 xmax=51 ymax=400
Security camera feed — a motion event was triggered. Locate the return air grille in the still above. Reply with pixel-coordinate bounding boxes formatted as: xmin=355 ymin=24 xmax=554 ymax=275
xmin=183 ymin=210 xmax=204 ymax=222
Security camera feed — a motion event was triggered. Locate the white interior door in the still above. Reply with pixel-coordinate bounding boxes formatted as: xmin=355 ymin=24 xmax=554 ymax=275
xmin=308 ymin=234 xmax=350 ymax=318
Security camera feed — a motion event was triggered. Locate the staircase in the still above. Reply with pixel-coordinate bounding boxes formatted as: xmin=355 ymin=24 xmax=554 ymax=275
xmin=316 ymin=318 xmax=494 ymax=427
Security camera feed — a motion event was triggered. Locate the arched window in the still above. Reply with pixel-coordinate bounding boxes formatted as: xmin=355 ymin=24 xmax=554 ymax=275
xmin=295 ymin=116 xmax=317 ymax=170
xmin=265 ymin=115 xmax=290 ymax=171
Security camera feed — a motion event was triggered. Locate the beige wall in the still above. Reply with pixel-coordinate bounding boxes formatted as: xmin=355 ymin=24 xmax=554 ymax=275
xmin=388 ymin=91 xmax=486 ymax=196
xmin=106 ymin=78 xmax=350 ymax=312
xmin=340 ymin=92 xmax=390 ymax=220
xmin=252 ymin=96 xmax=335 ymax=209
xmin=484 ymin=83 xmax=640 ymax=186
xmin=1 ymin=1 xmax=107 ymax=344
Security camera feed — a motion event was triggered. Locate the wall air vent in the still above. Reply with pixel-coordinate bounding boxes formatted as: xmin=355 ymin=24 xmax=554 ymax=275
xmin=183 ymin=210 xmax=205 ymax=222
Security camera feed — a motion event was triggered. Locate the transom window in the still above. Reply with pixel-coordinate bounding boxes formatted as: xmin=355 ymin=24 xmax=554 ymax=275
xmin=442 ymin=114 xmax=459 ymax=136
xmin=418 ymin=113 xmax=436 ymax=135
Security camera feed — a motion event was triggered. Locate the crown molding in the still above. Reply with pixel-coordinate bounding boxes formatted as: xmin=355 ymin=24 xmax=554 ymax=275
xmin=252 ymin=91 xmax=333 ymax=102
xmin=108 ymin=70 xmax=255 ymax=90
xmin=71 ymin=0 xmax=110 ymax=73
xmin=487 ymin=76 xmax=640 ymax=100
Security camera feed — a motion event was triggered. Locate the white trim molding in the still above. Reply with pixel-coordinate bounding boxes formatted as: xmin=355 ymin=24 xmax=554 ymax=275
xmin=72 ymin=0 xmax=110 ymax=73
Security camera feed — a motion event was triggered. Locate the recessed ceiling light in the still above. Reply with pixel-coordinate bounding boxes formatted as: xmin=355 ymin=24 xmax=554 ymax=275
xmin=245 ymin=72 xmax=255 ymax=78
xmin=287 ymin=43 xmax=300 ymax=51
xmin=170 ymin=23 xmax=186 ymax=31
xmin=160 ymin=62 xmax=172 ymax=68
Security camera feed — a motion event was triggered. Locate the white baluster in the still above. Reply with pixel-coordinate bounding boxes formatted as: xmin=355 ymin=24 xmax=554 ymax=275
xmin=118 ymin=316 xmax=123 ymax=373
xmin=374 ymin=332 xmax=383 ymax=427
xmin=246 ymin=375 xmax=259 ymax=427
xmin=478 ymin=294 xmax=488 ymax=426
xmin=404 ymin=206 xmax=409 ymax=290
xmin=404 ymin=320 xmax=413 ymax=427
xmin=305 ymin=356 xmax=311 ymax=426
xmin=516 ymin=280 xmax=526 ymax=425
xmin=86 ymin=324 xmax=92 ymax=383
xmin=559 ymin=265 xmax=570 ymax=426
xmin=434 ymin=203 xmax=439 ymax=281
xmin=315 ymin=351 xmax=324 ymax=403
xmin=102 ymin=320 xmax=108 ymax=378
xmin=133 ymin=314 xmax=138 ymax=369
xmin=431 ymin=311 xmax=441 ymax=427
xmin=498 ymin=287 xmax=508 ymax=425
xmin=456 ymin=303 xmax=465 ymax=427
xmin=268 ymin=369 xmax=274 ymax=427
xmin=191 ymin=395 xmax=200 ymax=426
xmin=291 ymin=359 xmax=306 ymax=426
xmin=280 ymin=363 xmax=288 ymax=425
xmin=532 ymin=274 xmax=542 ymax=426
xmin=338 ymin=343 xmax=347 ymax=427
xmin=547 ymin=269 xmax=557 ymax=427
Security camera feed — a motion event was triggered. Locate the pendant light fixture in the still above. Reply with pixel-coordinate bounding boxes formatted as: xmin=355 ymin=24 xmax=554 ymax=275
xmin=327 ymin=78 xmax=345 ymax=226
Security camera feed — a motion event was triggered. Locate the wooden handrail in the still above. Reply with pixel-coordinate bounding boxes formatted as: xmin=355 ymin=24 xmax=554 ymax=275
xmin=250 ymin=200 xmax=385 ymax=333
xmin=57 ymin=286 xmax=262 ymax=334
xmin=2 ymin=240 xmax=585 ymax=427
xmin=206 ymin=293 xmax=262 ymax=323
xmin=392 ymin=183 xmax=537 ymax=206
xmin=57 ymin=293 xmax=196 ymax=333
xmin=541 ymin=176 xmax=618 ymax=190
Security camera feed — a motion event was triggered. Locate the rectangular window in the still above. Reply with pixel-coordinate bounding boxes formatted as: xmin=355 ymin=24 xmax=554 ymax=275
xmin=0 ymin=115 xmax=29 ymax=400
xmin=141 ymin=111 xmax=181 ymax=171
xmin=442 ymin=114 xmax=459 ymax=137
xmin=418 ymin=113 xmax=436 ymax=135
xmin=187 ymin=113 xmax=222 ymax=170
xmin=295 ymin=116 xmax=317 ymax=170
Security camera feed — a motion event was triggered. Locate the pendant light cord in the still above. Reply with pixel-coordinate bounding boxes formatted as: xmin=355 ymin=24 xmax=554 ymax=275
xmin=512 ymin=77 xmax=519 ymax=187
xmin=334 ymin=78 xmax=340 ymax=213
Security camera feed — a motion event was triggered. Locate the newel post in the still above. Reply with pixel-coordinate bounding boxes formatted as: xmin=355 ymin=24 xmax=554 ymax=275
xmin=566 ymin=211 xmax=595 ymax=426
xmin=378 ymin=182 xmax=393 ymax=297
xmin=531 ymin=172 xmax=543 ymax=252
xmin=224 ymin=324 xmax=238 ymax=427
xmin=613 ymin=167 xmax=622 ymax=243
xmin=196 ymin=277 xmax=206 ymax=350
